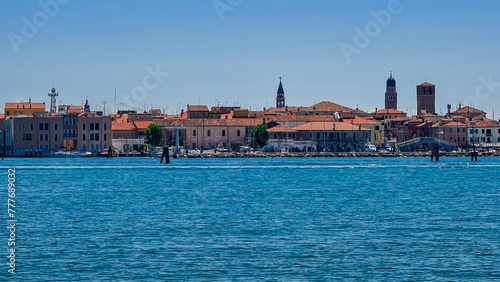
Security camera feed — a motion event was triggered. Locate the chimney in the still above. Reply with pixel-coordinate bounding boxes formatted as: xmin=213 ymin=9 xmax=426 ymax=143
xmin=459 ymin=103 xmax=462 ymax=109
xmin=447 ymin=104 xmax=451 ymax=116
xmin=29 ymin=98 xmax=31 ymax=104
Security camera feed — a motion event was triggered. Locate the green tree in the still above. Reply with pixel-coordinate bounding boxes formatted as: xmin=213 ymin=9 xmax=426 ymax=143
xmin=145 ymin=123 xmax=163 ymax=148
xmin=250 ymin=124 xmax=269 ymax=148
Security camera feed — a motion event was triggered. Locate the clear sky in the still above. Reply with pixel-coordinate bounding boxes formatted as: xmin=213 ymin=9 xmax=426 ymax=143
xmin=2 ymin=0 xmax=500 ymax=117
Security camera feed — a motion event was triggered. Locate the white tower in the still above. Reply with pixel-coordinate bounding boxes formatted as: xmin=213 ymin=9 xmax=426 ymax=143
xmin=48 ymin=87 xmax=59 ymax=113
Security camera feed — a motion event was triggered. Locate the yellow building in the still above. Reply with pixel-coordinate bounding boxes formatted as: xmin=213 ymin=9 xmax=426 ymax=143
xmin=5 ymin=102 xmax=46 ymax=117
xmin=349 ymin=116 xmax=384 ymax=147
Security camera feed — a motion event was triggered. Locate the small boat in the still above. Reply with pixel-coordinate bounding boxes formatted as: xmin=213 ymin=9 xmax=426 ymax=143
xmin=363 ymin=142 xmax=377 ymax=152
xmin=52 ymin=151 xmax=92 ymax=158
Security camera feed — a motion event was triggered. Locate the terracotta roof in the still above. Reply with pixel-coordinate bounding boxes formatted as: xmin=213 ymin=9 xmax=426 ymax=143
xmin=112 ymin=123 xmax=136 ymax=131
xmin=452 ymin=106 xmax=486 ymax=115
xmin=418 ymin=82 xmax=435 ymax=86
xmin=349 ymin=116 xmax=382 ymax=125
xmin=442 ymin=122 xmax=467 ymax=127
xmin=133 ymin=121 xmax=153 ymax=129
xmin=187 ymin=105 xmax=209 ymax=112
xmin=268 ymin=124 xmax=297 ymax=133
xmin=155 ymin=118 xmax=261 ymax=127
xmin=5 ymin=102 xmax=45 ymax=110
xmin=292 ymin=122 xmax=369 ymax=131
xmin=300 ymin=101 xmax=353 ymax=112
xmin=370 ymin=108 xmax=407 ymax=115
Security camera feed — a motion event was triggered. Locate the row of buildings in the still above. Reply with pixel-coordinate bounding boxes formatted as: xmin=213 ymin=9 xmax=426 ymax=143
xmin=1 ymin=75 xmax=499 ymax=156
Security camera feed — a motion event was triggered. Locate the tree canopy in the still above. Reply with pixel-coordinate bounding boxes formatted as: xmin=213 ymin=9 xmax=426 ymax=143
xmin=145 ymin=123 xmax=163 ymax=148
xmin=250 ymin=124 xmax=269 ymax=148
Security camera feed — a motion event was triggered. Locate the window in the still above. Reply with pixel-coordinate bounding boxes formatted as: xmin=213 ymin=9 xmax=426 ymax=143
xmin=83 ymin=123 xmax=86 ymax=130
xmin=375 ymin=126 xmax=379 ymax=130
xmin=449 ymin=128 xmax=452 ymax=133
xmin=39 ymin=134 xmax=43 ymax=141
xmin=44 ymin=123 xmax=49 ymax=131
xmin=82 ymin=144 xmax=86 ymax=151
xmin=193 ymin=130 xmax=196 ymax=137
xmin=103 ymin=123 xmax=107 ymax=131
xmin=317 ymin=133 xmax=320 ymax=138
xmin=90 ymin=134 xmax=94 ymax=141
xmin=104 ymin=144 xmax=107 ymax=150
xmin=95 ymin=123 xmax=99 ymax=130
xmin=30 ymin=123 xmax=34 ymax=131
xmin=54 ymin=123 xmax=58 ymax=131
xmin=95 ymin=134 xmax=99 ymax=141
xmin=55 ymin=134 xmax=58 ymax=141
xmin=222 ymin=130 xmax=226 ymax=136
xmin=83 ymin=134 xmax=86 ymax=141
xmin=39 ymin=123 xmax=44 ymax=130
xmin=237 ymin=130 xmax=240 ymax=136
xmin=90 ymin=124 xmax=94 ymax=130
xmin=72 ymin=118 xmax=76 ymax=125
xmin=26 ymin=134 xmax=32 ymax=141
xmin=463 ymin=128 xmax=465 ymax=133
xmin=103 ymin=134 xmax=107 ymax=141
xmin=207 ymin=130 xmax=211 ymax=137
xmin=45 ymin=134 xmax=48 ymax=141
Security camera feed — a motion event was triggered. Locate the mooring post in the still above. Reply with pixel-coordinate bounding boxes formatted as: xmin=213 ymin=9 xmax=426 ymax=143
xmin=435 ymin=146 xmax=439 ymax=162
xmin=160 ymin=147 xmax=170 ymax=164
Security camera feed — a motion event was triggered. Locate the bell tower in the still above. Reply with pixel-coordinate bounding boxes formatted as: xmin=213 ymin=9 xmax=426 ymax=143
xmin=385 ymin=71 xmax=397 ymax=110
xmin=276 ymin=77 xmax=285 ymax=108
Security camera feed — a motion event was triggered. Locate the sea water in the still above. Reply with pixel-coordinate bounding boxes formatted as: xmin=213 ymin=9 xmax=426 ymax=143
xmin=0 ymin=157 xmax=499 ymax=280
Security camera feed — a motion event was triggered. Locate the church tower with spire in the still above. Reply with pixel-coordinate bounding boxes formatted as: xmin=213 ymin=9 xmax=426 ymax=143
xmin=276 ymin=77 xmax=285 ymax=108
xmin=385 ymin=71 xmax=397 ymax=110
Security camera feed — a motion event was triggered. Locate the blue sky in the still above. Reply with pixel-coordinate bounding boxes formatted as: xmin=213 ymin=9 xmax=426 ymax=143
xmin=2 ymin=0 xmax=500 ymax=117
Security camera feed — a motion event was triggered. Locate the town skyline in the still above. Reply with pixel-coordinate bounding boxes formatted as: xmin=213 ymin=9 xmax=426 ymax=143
xmin=2 ymin=1 xmax=500 ymax=117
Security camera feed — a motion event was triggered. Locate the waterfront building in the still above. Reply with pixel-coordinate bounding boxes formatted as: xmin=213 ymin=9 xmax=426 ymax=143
xmin=286 ymin=121 xmax=370 ymax=152
xmin=385 ymin=72 xmax=397 ymax=110
xmin=349 ymin=116 xmax=384 ymax=147
xmin=8 ymin=114 xmax=63 ymax=156
xmin=78 ymin=111 xmax=112 ymax=152
xmin=417 ymin=81 xmax=436 ymax=115
xmin=466 ymin=118 xmax=500 ymax=149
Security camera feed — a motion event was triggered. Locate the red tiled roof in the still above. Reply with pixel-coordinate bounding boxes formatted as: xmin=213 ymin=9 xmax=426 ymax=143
xmin=370 ymin=108 xmax=407 ymax=115
xmin=350 ymin=116 xmax=382 ymax=125
xmin=418 ymin=82 xmax=435 ymax=86
xmin=452 ymin=106 xmax=486 ymax=115
xmin=268 ymin=124 xmax=297 ymax=133
xmin=187 ymin=105 xmax=209 ymax=112
xmin=292 ymin=122 xmax=369 ymax=131
xmin=133 ymin=121 xmax=153 ymax=129
xmin=112 ymin=123 xmax=136 ymax=131
xmin=300 ymin=101 xmax=353 ymax=112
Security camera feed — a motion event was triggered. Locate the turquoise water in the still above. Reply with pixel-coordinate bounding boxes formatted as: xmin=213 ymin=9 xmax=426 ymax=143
xmin=1 ymin=157 xmax=500 ymax=280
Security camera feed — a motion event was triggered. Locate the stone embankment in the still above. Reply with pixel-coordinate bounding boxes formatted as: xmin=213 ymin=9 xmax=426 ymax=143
xmin=165 ymin=151 xmax=500 ymax=159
